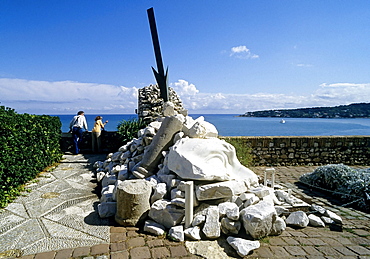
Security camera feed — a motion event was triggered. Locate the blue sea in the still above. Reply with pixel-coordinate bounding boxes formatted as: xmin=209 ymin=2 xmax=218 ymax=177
xmin=55 ymin=114 xmax=370 ymax=136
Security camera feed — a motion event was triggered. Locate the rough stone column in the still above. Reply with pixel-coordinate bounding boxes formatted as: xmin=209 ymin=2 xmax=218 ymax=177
xmin=115 ymin=179 xmax=152 ymax=226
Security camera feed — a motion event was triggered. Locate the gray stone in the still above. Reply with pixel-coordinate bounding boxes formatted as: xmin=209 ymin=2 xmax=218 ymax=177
xmin=202 ymin=206 xmax=221 ymax=239
xmin=321 ymin=216 xmax=335 ymax=224
xmin=169 ymin=225 xmax=184 ymax=242
xmin=98 ymin=202 xmax=116 ymax=218
xmin=144 ymin=220 xmax=166 ymax=236
xmin=308 ymin=214 xmax=325 ymax=227
xmin=220 ymin=217 xmax=241 ymax=235
xmin=243 ymin=196 xmax=260 ymax=208
xmin=184 ymin=226 xmax=201 ymax=240
xmin=226 ymin=236 xmax=260 ymax=257
xmin=286 ymin=211 xmax=309 ymax=228
xmin=192 ymin=214 xmax=206 ymax=226
xmin=240 ymin=200 xmax=277 ymax=239
xmin=148 ymin=200 xmax=185 ymax=229
xmin=171 ymin=198 xmax=186 ymax=208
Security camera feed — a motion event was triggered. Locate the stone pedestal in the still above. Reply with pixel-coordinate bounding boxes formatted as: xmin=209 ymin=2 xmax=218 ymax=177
xmin=115 ymin=179 xmax=152 ymax=226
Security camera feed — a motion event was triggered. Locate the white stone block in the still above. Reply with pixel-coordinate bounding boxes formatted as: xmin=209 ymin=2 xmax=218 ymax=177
xmin=240 ymin=200 xmax=277 ymax=239
xmin=226 ymin=237 xmax=260 ymax=257
xmin=286 ymin=211 xmax=309 ymax=228
xmin=308 ymin=214 xmax=325 ymax=227
xmin=169 ymin=225 xmax=184 ymax=242
xmin=196 ymin=180 xmax=247 ymax=201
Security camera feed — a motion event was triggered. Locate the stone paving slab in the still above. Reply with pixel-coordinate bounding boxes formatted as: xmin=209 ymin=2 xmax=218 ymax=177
xmin=1 ymin=156 xmax=370 ymax=258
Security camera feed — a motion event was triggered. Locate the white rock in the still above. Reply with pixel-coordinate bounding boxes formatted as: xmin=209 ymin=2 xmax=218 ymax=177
xmin=151 ymin=183 xmax=167 ymax=204
xmin=244 ymin=195 xmax=260 ymax=207
xmin=202 ymin=206 xmax=221 ymax=239
xmin=239 ymin=192 xmax=256 ymax=201
xmin=221 ymin=217 xmax=241 ymax=235
xmin=148 ymin=200 xmax=185 ymax=229
xmin=308 ymin=214 xmax=325 ymax=227
xmin=321 ymin=216 xmax=335 ymax=224
xmin=270 ymin=217 xmax=286 ymax=235
xmin=195 ymin=181 xmax=247 ymax=201
xmin=192 ymin=215 xmax=206 ymax=226
xmin=98 ymin=202 xmax=116 ymax=218
xmin=188 ymin=120 xmax=218 ymax=138
xmin=167 ymin=138 xmax=258 ymax=187
xmin=324 ymin=209 xmax=342 ymax=224
xmin=184 ymin=226 xmax=201 ymax=240
xmin=240 ymin=200 xmax=277 ymax=239
xmin=226 ymin=237 xmax=260 ymax=257
xmin=249 ymin=186 xmax=270 ymax=198
xmin=169 ymin=225 xmax=184 ymax=242
xmin=310 ymin=204 xmax=326 ymax=214
xmin=218 ymin=202 xmax=239 ymax=220
xmin=286 ymin=211 xmax=309 ymax=228
xmin=163 ymin=101 xmax=176 ymax=116
xmin=274 ymin=206 xmax=289 ymax=216
xmin=144 ymin=220 xmax=166 ymax=236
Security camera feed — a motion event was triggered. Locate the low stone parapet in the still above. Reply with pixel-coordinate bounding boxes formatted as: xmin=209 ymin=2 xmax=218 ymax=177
xmin=227 ymin=136 xmax=370 ymax=166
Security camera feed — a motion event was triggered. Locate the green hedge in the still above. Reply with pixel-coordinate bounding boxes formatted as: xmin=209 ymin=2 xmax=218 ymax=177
xmin=0 ymin=106 xmax=63 ymax=207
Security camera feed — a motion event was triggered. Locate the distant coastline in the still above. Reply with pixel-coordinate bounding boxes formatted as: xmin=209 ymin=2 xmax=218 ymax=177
xmin=239 ymin=102 xmax=370 ymax=119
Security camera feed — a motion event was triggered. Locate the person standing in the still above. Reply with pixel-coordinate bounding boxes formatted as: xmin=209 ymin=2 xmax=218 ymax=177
xmin=69 ymin=111 xmax=88 ymax=154
xmin=92 ymin=116 xmax=108 ymax=153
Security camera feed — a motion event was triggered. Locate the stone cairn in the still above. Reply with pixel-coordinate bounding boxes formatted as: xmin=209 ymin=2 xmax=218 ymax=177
xmin=94 ymin=86 xmax=344 ymax=257
xmin=137 ymin=84 xmax=184 ymax=124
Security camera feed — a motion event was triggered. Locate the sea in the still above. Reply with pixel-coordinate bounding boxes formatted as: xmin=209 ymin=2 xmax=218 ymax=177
xmin=55 ymin=114 xmax=370 ymax=137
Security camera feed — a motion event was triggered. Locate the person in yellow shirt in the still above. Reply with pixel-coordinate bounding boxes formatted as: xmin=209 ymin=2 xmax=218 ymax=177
xmin=92 ymin=116 xmax=108 ymax=153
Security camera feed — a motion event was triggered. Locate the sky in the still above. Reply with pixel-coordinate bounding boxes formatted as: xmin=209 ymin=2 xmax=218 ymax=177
xmin=1 ymin=0 xmax=370 ymax=115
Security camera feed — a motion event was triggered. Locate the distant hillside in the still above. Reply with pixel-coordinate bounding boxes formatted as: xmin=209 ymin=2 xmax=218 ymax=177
xmin=240 ymin=103 xmax=370 ymax=118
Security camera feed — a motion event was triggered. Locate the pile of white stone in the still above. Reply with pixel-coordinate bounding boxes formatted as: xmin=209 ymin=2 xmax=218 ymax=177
xmin=94 ymin=106 xmax=343 ymax=257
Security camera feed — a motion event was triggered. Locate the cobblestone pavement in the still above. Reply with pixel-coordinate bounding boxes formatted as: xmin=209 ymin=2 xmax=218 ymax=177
xmin=0 ymin=155 xmax=369 ymax=258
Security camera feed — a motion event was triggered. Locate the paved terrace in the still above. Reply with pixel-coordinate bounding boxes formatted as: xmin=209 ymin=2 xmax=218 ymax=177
xmin=0 ymin=154 xmax=369 ymax=258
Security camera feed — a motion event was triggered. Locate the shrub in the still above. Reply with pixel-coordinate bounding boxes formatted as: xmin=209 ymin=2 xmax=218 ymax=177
xmin=117 ymin=118 xmax=147 ymax=145
xmin=0 ymin=106 xmax=63 ymax=208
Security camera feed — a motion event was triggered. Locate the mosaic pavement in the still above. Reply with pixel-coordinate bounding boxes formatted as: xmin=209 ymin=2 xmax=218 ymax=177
xmin=0 ymin=154 xmax=109 ymax=256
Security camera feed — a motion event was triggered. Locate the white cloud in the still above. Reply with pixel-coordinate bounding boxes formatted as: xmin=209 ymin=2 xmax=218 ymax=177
xmin=230 ymin=45 xmax=259 ymax=59
xmin=171 ymin=79 xmax=199 ymax=96
xmin=1 ymin=78 xmax=370 ymax=115
xmin=0 ymin=78 xmax=138 ymax=114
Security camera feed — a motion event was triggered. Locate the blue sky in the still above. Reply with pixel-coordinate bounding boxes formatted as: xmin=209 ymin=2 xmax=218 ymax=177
xmin=1 ymin=0 xmax=370 ymax=114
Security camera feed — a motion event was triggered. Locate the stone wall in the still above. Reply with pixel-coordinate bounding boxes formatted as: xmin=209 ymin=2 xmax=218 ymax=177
xmin=60 ymin=131 xmax=123 ymax=154
xmin=61 ymin=134 xmax=370 ymax=166
xmin=231 ymin=136 xmax=370 ymax=166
